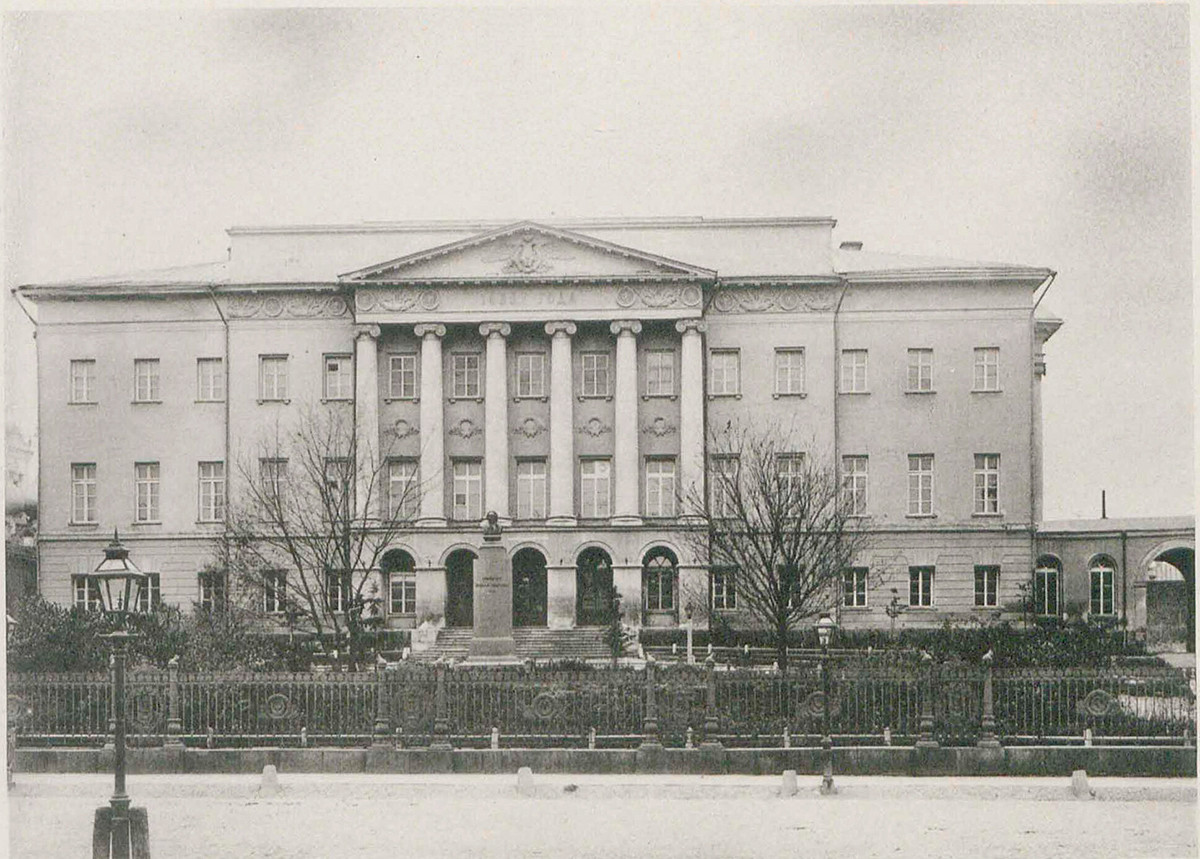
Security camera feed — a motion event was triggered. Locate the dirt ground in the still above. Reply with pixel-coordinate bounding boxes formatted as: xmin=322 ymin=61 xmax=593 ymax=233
xmin=8 ymin=774 xmax=1196 ymax=858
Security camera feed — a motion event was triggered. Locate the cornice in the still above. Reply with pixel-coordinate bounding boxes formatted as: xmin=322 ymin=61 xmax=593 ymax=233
xmin=841 ymin=268 xmax=1054 ymax=285
xmin=229 ymin=215 xmax=838 ymax=236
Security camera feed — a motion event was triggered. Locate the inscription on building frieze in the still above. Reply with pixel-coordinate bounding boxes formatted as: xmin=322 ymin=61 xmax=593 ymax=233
xmin=710 ymin=287 xmax=837 ymax=314
xmin=226 ymin=294 xmax=350 ymax=319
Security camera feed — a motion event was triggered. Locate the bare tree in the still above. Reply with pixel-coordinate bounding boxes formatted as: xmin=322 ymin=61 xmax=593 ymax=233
xmin=683 ymin=423 xmax=876 ymax=673
xmin=223 ymin=405 xmax=423 ymax=668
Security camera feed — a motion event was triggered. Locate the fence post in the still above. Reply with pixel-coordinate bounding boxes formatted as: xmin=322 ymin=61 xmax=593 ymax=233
xmin=977 ymin=662 xmax=999 ymax=748
xmin=915 ymin=658 xmax=939 ymax=749
xmin=105 ymin=654 xmax=116 ymax=750
xmin=640 ymin=659 xmax=661 ymax=749
xmin=372 ymin=663 xmax=392 ymax=748
xmin=701 ymin=655 xmax=722 ymax=750
xmin=164 ymin=656 xmax=184 ymax=748
xmin=430 ymin=664 xmax=453 ymax=751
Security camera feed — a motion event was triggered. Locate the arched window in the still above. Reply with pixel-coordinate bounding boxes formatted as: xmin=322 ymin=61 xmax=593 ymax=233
xmin=1034 ymin=556 xmax=1060 ymax=617
xmin=1089 ymin=556 xmax=1117 ymax=616
xmin=643 ymin=548 xmax=677 ymax=612
xmin=382 ymin=549 xmax=416 ymax=616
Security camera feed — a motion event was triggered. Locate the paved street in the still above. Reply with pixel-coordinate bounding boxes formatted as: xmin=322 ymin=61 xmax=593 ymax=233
xmin=8 ymin=773 xmax=1196 ymax=858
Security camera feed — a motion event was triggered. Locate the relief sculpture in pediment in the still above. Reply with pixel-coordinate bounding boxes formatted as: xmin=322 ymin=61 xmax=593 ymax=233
xmin=482 ymin=234 xmax=575 ymax=275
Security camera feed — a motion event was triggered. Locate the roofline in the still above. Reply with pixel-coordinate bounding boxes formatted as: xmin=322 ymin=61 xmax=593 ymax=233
xmin=228 ymin=215 xmax=838 ymax=236
xmin=841 ymin=267 xmax=1055 ymax=284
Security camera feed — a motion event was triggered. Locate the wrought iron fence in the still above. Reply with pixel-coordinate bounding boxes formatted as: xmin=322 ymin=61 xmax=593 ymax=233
xmin=8 ymin=661 xmax=1195 ymax=748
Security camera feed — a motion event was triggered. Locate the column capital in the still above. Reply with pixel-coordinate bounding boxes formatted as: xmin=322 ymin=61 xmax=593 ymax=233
xmin=674 ymin=319 xmax=708 ymax=335
xmin=479 ymin=322 xmax=512 ymax=339
xmin=355 ymin=324 xmax=382 ymax=341
xmin=414 ymin=323 xmax=446 ymax=339
xmin=544 ymin=320 xmax=578 ymax=338
xmin=610 ymin=320 xmax=643 ymax=337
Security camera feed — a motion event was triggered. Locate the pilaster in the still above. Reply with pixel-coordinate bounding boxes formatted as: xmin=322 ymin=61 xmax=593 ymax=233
xmin=610 ymin=320 xmax=643 ymax=525
xmin=415 ymin=324 xmax=446 ymax=526
xmin=675 ymin=319 xmax=707 ymax=518
xmin=354 ymin=324 xmax=381 ymax=520
xmin=545 ymin=321 xmax=578 ymax=526
xmin=480 ymin=322 xmax=512 ymax=522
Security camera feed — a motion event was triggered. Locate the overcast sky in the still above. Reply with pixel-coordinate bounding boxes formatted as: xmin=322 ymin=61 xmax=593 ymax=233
xmin=3 ymin=5 xmax=1192 ymax=519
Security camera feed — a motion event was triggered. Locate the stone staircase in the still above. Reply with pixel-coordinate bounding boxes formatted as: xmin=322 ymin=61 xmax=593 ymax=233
xmin=412 ymin=626 xmax=613 ymax=662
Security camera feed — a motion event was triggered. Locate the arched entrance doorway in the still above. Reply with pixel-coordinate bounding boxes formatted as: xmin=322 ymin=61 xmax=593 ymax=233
xmin=1149 ymin=546 xmax=1195 ymax=653
xmin=445 ymin=549 xmax=476 ymax=628
xmin=576 ymin=547 xmax=613 ymax=626
xmin=512 ymin=547 xmax=548 ymax=628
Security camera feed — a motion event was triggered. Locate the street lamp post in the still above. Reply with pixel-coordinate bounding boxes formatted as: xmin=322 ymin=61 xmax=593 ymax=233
xmin=684 ymin=603 xmax=695 ymax=665
xmin=93 ymin=531 xmax=148 ymax=859
xmin=816 ymin=613 xmax=837 ymax=795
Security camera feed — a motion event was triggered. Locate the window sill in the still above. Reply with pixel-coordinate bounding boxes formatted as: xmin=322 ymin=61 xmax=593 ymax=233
xmin=258 ymin=399 xmax=291 ymax=405
xmin=972 ymin=605 xmax=1000 ymax=611
xmin=130 ymin=521 xmax=162 ymax=526
xmin=972 ymin=512 xmax=1004 ymax=518
xmin=320 ymin=397 xmax=353 ymax=404
xmin=131 ymin=400 xmax=163 ymax=405
xmin=906 ymin=513 xmax=938 ymax=519
xmin=69 ymin=521 xmax=100 ymax=528
xmin=388 ymin=612 xmax=417 ymax=618
xmin=642 ymin=394 xmax=677 ymax=401
xmin=773 ymin=392 xmax=806 ymax=399
xmin=841 ymin=605 xmax=870 ymax=611
xmin=577 ymin=395 xmax=614 ymax=402
xmin=971 ymin=389 xmax=1003 ymax=394
xmin=707 ymin=393 xmax=742 ymax=400
xmin=384 ymin=397 xmax=419 ymax=404
xmin=69 ymin=401 xmax=98 ymax=406
xmin=905 ymin=390 xmax=936 ymax=396
xmin=195 ymin=399 xmax=225 ymax=404
xmin=513 ymin=395 xmax=549 ymax=403
xmin=195 ymin=520 xmax=224 ymax=526
xmin=447 ymin=397 xmax=485 ymax=404
xmin=839 ymin=390 xmax=870 ymax=396
xmin=907 ymin=605 xmax=936 ymax=610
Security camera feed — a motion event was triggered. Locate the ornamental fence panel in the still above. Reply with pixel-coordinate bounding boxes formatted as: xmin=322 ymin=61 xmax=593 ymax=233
xmin=8 ymin=664 xmax=1195 ymax=748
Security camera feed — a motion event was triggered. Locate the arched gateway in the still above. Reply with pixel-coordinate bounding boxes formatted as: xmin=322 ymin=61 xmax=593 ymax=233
xmin=512 ymin=547 xmax=548 ymax=628
xmin=445 ymin=549 xmax=476 ymax=628
xmin=576 ymin=547 xmax=613 ymax=626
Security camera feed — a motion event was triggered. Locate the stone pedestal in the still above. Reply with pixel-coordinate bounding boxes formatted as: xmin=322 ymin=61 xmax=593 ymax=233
xmin=467 ymin=541 xmax=519 ymax=662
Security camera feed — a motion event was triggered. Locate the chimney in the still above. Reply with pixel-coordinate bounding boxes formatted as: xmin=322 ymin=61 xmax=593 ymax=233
xmin=1101 ymin=490 xmax=1107 ymax=519
xmin=839 ymin=241 xmax=863 ymax=251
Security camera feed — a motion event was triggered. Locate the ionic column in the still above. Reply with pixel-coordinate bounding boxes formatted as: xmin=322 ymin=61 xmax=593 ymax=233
xmin=545 ymin=321 xmax=577 ymax=526
xmin=414 ymin=324 xmax=446 ymax=525
xmin=354 ymin=324 xmax=381 ymax=520
xmin=480 ymin=322 xmax=512 ymax=522
xmin=610 ymin=320 xmax=642 ymax=524
xmin=676 ymin=319 xmax=707 ymax=518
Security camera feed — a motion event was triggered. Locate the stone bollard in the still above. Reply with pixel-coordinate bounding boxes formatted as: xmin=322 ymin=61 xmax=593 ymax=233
xmin=783 ymin=726 xmax=790 ymax=749
xmin=93 ymin=806 xmax=151 ymax=859
xmin=672 ymin=643 xmax=678 ymax=656
xmin=206 ymin=726 xmax=215 ymax=749
xmin=685 ymin=727 xmax=694 ymax=750
xmin=300 ymin=727 xmax=307 ymax=748
xmin=1071 ymin=769 xmax=1095 ymax=799
xmin=781 ymin=770 xmax=798 ymax=797
xmin=395 ymin=727 xmax=404 ymax=750
xmin=260 ymin=764 xmax=280 ymax=797
xmin=1084 ymin=728 xmax=1093 ymax=747
xmin=491 ymin=727 xmax=500 ymax=750
xmin=588 ymin=727 xmax=596 ymax=750
xmin=517 ymin=766 xmax=535 ymax=796
xmin=883 ymin=727 xmax=892 ymax=747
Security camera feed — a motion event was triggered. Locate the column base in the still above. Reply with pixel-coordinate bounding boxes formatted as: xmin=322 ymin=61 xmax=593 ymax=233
xmin=546 ymin=515 xmax=578 ymax=527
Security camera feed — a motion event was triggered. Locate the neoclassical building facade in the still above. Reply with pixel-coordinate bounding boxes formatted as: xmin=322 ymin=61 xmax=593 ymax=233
xmin=19 ymin=216 xmax=1193 ymax=646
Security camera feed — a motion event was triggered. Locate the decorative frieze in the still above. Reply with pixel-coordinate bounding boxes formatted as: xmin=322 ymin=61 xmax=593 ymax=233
xmin=615 ymin=285 xmax=703 ymax=309
xmin=226 ymin=294 xmax=350 ymax=319
xmin=356 ymin=289 xmax=441 ymax=313
xmin=710 ymin=287 xmax=837 ymax=314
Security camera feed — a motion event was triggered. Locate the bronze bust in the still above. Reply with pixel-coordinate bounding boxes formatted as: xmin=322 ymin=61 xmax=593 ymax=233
xmin=482 ymin=510 xmax=502 ymax=541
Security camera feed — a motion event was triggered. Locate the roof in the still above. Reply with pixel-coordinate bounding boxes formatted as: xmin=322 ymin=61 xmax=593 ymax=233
xmin=1039 ymin=516 xmax=1195 ymax=535
xmin=835 ymin=247 xmax=1053 ymax=281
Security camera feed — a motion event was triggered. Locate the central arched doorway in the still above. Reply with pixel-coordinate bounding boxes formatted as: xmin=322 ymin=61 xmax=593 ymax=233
xmin=1149 ymin=546 xmax=1195 ymax=653
xmin=512 ymin=547 xmax=548 ymax=628
xmin=445 ymin=549 xmax=476 ymax=628
xmin=576 ymin=547 xmax=613 ymax=626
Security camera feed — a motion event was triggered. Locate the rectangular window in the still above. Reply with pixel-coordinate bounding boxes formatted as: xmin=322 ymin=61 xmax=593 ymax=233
xmin=1035 ymin=565 xmax=1060 ymax=616
xmin=70 ymin=359 xmax=96 ymax=403
xmin=452 ymin=354 xmax=481 ymax=399
xmin=646 ymin=351 xmax=675 ymax=397
xmin=775 ymin=348 xmax=806 ymax=395
xmin=259 ymin=355 xmax=289 ymax=402
xmin=134 ymin=462 xmax=160 ymax=523
xmin=1090 ymin=563 xmax=1115 ymax=615
xmin=907 ymin=454 xmax=934 ymax=516
xmin=516 ymin=460 xmax=547 ymax=520
xmin=196 ymin=358 xmax=225 ymax=402
xmin=260 ymin=458 xmax=287 ymax=501
xmin=133 ymin=359 xmax=160 ymax=402
xmin=840 ymin=349 xmax=868 ymax=393
xmin=324 ymin=354 xmax=353 ymax=400
xmin=323 ymin=458 xmax=353 ymax=517
xmin=71 ymin=463 xmax=97 ymax=524
xmin=390 ymin=574 xmax=416 ymax=615
xmin=974 ymin=347 xmax=1000 ymax=391
xmin=645 ymin=557 xmax=675 ymax=611
xmin=974 ymin=454 xmax=1000 ymax=514
xmin=452 ymin=460 xmax=482 ymax=521
xmin=909 ymin=566 xmax=934 ymax=608
xmin=712 ymin=568 xmax=737 ymax=611
xmin=907 ymin=349 xmax=933 ymax=392
xmin=581 ymin=352 xmax=610 ymax=398
xmin=709 ymin=350 xmax=740 ymax=396
xmin=776 ymin=453 xmax=805 ymax=498
xmin=198 ymin=572 xmax=226 ymax=612
xmin=198 ymin=461 xmax=226 ymax=522
xmin=516 ymin=353 xmax=546 ymax=398
xmin=580 ymin=459 xmax=611 ymax=518
xmin=710 ymin=455 xmax=739 ymax=516
xmin=974 ymin=565 xmax=999 ymax=608
xmin=388 ymin=354 xmax=418 ymax=399
xmin=264 ymin=571 xmax=287 ymax=614
xmin=645 ymin=458 xmax=677 ymax=518
xmin=388 ymin=460 xmax=419 ymax=520
xmin=137 ymin=573 xmax=161 ymax=613
xmin=841 ymin=456 xmax=868 ymax=516
xmin=326 ymin=571 xmax=351 ymax=614
xmin=843 ymin=567 xmax=868 ymax=608
xmin=73 ymin=575 xmax=102 ymax=611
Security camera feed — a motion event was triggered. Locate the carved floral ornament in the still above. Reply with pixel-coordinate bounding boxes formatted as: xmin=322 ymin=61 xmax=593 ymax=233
xmin=355 ymin=289 xmax=441 ymax=314
xmin=578 ymin=417 xmax=612 ymax=437
xmin=513 ymin=417 xmax=547 ymax=439
xmin=710 ymin=287 xmax=838 ymax=314
xmin=226 ymin=294 xmax=350 ymax=319
xmin=392 ymin=419 xmax=419 ymax=440
xmin=642 ymin=416 xmax=677 ymax=438
xmin=448 ymin=418 xmax=481 ymax=439
xmin=615 ymin=285 xmax=703 ymax=309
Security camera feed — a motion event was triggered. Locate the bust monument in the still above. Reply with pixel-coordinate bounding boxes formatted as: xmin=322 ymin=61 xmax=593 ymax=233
xmin=482 ymin=510 xmax=502 ymax=542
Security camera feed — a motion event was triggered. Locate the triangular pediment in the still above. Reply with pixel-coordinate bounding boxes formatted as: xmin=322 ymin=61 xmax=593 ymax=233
xmin=339 ymin=221 xmax=715 ymax=282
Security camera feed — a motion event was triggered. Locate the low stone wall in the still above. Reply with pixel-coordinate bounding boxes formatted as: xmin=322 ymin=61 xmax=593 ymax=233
xmin=15 ymin=745 xmax=1196 ymax=778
